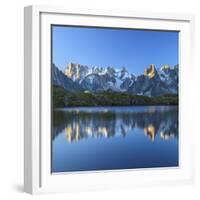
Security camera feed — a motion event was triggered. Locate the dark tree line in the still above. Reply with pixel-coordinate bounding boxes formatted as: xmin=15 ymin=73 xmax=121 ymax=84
xmin=53 ymin=85 xmax=178 ymax=108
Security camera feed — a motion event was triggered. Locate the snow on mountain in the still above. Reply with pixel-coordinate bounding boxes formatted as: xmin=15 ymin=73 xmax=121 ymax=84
xmin=64 ymin=62 xmax=135 ymax=92
xmin=128 ymin=64 xmax=178 ymax=96
xmin=159 ymin=64 xmax=178 ymax=84
xmin=60 ymin=62 xmax=178 ymax=96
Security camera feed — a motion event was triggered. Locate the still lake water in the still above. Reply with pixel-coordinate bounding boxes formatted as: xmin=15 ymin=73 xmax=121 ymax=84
xmin=52 ymin=105 xmax=178 ymax=173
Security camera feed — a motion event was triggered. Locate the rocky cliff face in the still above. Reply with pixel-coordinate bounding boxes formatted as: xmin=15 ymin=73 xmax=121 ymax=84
xmin=159 ymin=64 xmax=178 ymax=93
xmin=144 ymin=64 xmax=156 ymax=78
xmin=52 ymin=64 xmax=83 ymax=92
xmin=128 ymin=64 xmax=178 ymax=96
xmin=63 ymin=63 xmax=90 ymax=82
xmin=64 ymin=62 xmax=135 ymax=92
xmin=54 ymin=62 xmax=178 ymax=96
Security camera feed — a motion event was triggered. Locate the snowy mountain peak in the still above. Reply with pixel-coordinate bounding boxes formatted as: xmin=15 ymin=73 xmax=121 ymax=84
xmin=64 ymin=62 xmax=90 ymax=82
xmin=160 ymin=64 xmax=171 ymax=71
xmin=61 ymin=62 xmax=178 ymax=96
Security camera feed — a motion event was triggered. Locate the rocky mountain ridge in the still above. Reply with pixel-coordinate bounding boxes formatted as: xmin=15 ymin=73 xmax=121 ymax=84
xmin=53 ymin=62 xmax=178 ymax=96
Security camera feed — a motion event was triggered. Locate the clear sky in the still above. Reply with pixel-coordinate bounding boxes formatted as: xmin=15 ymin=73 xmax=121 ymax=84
xmin=52 ymin=25 xmax=178 ymax=75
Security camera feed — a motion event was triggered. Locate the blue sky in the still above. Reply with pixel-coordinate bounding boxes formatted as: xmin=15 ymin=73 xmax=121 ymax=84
xmin=52 ymin=25 xmax=178 ymax=75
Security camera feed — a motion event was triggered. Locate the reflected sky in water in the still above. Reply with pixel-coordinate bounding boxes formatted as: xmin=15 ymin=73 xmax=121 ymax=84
xmin=52 ymin=106 xmax=178 ymax=173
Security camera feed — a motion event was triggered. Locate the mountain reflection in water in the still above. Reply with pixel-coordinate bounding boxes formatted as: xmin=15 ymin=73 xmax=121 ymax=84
xmin=52 ymin=106 xmax=178 ymax=143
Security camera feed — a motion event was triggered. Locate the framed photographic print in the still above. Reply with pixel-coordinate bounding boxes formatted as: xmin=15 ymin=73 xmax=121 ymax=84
xmin=24 ymin=5 xmax=195 ymax=194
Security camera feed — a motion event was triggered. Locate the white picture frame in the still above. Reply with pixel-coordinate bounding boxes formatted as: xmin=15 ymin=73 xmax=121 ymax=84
xmin=24 ymin=5 xmax=195 ymax=194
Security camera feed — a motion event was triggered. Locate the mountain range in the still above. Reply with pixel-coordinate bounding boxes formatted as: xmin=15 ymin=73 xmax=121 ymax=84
xmin=53 ymin=62 xmax=178 ymax=97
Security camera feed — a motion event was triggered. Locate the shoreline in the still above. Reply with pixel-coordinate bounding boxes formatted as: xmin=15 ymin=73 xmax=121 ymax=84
xmin=54 ymin=104 xmax=178 ymax=110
